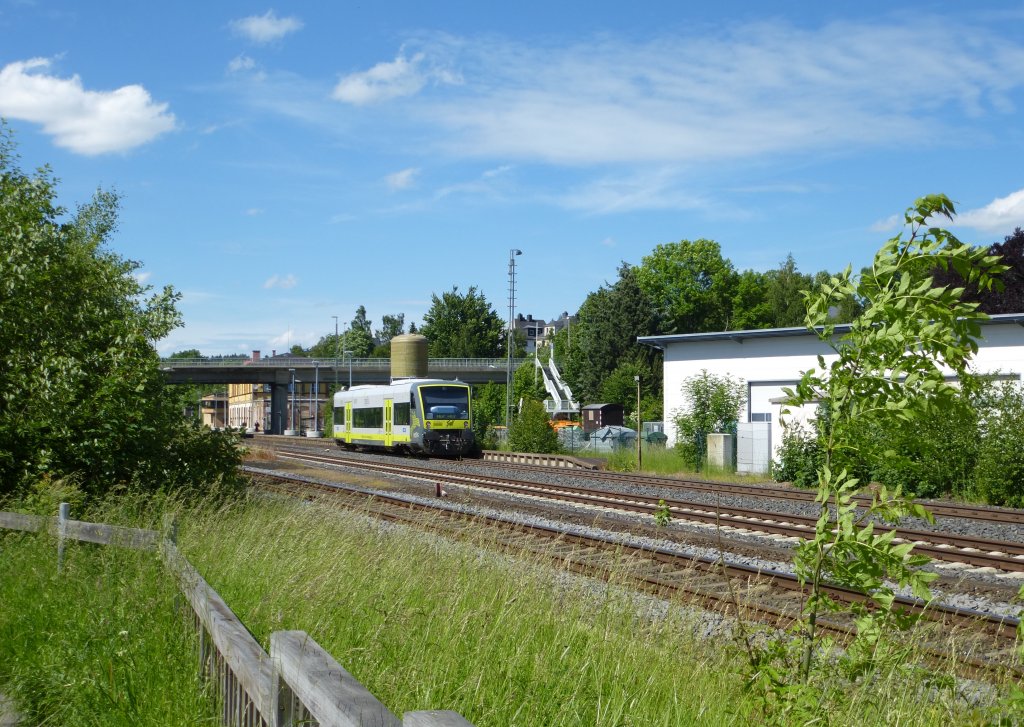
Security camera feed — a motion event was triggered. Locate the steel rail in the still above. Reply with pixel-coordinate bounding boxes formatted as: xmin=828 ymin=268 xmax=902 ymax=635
xmin=273 ymin=449 xmax=1024 ymax=574
xmin=246 ymin=466 xmax=1022 ymax=677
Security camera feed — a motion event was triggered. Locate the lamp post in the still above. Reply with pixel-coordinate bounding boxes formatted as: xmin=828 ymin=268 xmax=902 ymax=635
xmin=635 ymin=375 xmax=642 ymax=471
xmin=506 ymin=248 xmax=522 ymax=434
xmin=343 ymin=350 xmax=353 ymax=389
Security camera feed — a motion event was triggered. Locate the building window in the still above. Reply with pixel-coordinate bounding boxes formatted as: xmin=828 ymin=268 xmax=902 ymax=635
xmin=751 ymin=412 xmax=772 ymax=422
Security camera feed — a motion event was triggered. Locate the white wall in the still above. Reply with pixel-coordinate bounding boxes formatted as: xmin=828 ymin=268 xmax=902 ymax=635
xmin=660 ymin=321 xmax=1024 ymax=461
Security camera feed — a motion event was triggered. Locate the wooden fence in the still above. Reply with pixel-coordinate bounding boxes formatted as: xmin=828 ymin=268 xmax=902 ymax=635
xmin=0 ymin=505 xmax=473 ymax=727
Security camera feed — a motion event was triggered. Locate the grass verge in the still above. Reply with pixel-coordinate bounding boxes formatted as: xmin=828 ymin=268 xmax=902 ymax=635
xmin=0 ymin=523 xmax=210 ymax=725
xmin=179 ymin=492 xmax=1014 ymax=726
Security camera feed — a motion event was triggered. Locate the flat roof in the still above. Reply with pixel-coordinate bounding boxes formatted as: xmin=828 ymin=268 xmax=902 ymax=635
xmin=637 ymin=313 xmax=1024 ymax=349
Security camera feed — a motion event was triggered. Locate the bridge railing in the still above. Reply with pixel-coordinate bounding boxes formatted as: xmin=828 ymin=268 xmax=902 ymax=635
xmin=160 ymin=357 xmax=528 ymax=370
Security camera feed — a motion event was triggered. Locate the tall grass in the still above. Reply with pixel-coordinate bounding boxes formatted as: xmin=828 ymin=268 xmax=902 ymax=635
xmin=178 ymin=493 xmax=1008 ymax=726
xmin=600 ymin=444 xmax=770 ymax=483
xmin=0 ymin=526 xmax=210 ymax=725
xmin=2 ymin=491 xmax=1014 ymax=725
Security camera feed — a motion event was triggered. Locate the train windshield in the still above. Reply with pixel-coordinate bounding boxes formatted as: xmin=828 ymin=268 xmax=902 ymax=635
xmin=420 ymin=385 xmax=470 ymax=420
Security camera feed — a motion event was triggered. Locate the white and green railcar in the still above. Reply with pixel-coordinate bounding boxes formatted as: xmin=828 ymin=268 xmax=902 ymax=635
xmin=332 ymin=378 xmax=474 ymax=456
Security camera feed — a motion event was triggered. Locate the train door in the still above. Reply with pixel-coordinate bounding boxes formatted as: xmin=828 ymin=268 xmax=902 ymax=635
xmin=384 ymin=399 xmax=393 ymax=447
xmin=345 ymin=402 xmax=352 ymax=442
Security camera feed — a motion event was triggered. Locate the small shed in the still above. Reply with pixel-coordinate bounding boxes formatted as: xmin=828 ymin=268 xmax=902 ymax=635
xmin=582 ymin=403 xmax=624 ymax=433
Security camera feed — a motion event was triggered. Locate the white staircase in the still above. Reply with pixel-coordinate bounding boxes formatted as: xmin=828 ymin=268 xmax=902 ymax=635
xmin=536 ymin=347 xmax=579 ymax=415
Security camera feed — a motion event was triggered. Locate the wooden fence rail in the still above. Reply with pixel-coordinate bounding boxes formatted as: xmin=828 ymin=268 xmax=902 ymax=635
xmin=0 ymin=505 xmax=473 ymax=727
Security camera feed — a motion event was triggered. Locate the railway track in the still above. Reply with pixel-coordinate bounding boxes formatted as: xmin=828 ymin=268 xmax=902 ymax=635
xmin=467 ymin=457 xmax=1024 ymax=526
xmin=245 ymin=465 xmax=1023 ymax=678
xmin=270 ymin=448 xmax=1024 ymax=576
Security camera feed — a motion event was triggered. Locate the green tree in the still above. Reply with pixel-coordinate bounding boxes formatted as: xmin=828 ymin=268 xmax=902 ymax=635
xmin=512 ymin=359 xmax=547 ymax=405
xmin=564 ymin=264 xmax=661 ymax=404
xmin=419 ymin=286 xmax=504 ymax=357
xmin=0 ymin=128 xmax=239 ymax=498
xmin=371 ymin=313 xmax=406 ymax=357
xmin=309 ymin=333 xmax=344 ymax=361
xmin=636 ymin=239 xmax=737 ymax=333
xmin=471 ymin=382 xmax=506 ymax=449
xmin=508 ymin=399 xmax=560 ymax=453
xmin=729 ymin=269 xmax=772 ymax=330
xmin=746 ymin=195 xmax=1005 ymax=720
xmin=767 ymin=254 xmax=813 ymax=328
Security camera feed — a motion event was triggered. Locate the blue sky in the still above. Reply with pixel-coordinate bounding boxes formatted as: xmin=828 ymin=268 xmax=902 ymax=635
xmin=3 ymin=1 xmax=1024 ymax=355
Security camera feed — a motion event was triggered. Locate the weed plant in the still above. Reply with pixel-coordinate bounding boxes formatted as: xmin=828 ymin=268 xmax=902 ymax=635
xmin=0 ymin=525 xmax=210 ymax=725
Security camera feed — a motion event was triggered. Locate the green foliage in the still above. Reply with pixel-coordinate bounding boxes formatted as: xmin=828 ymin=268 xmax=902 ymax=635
xmin=770 ymin=422 xmax=822 ymax=488
xmin=513 ymin=358 xmax=548 ymax=404
xmin=636 ymin=238 xmax=736 ymax=333
xmin=508 ymin=399 xmax=560 ymax=453
xmin=561 ymin=264 xmax=661 ymax=405
xmin=973 ymin=379 xmax=1024 ymax=506
xmin=0 ymin=128 xmax=240 ymax=499
xmin=746 ymin=194 xmax=1006 ymax=720
xmin=471 ymin=382 xmax=505 ymax=449
xmin=653 ymin=499 xmax=671 ymax=527
xmin=419 ymin=286 xmax=505 ymax=357
xmin=672 ymin=370 xmax=746 ymax=469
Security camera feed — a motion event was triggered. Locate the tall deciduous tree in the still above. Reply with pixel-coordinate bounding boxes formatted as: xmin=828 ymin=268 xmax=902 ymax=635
xmin=419 ymin=286 xmax=504 ymax=357
xmin=636 ymin=238 xmax=737 ymax=333
xmin=0 ymin=128 xmax=239 ymax=498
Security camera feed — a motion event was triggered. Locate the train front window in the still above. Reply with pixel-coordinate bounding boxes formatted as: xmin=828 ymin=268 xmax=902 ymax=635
xmin=420 ymin=386 xmax=470 ymax=420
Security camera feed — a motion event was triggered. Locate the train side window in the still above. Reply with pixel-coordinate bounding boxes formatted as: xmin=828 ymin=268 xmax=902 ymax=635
xmin=410 ymin=394 xmax=417 ymax=410
xmin=394 ymin=402 xmax=411 ymax=426
xmin=334 ymin=407 xmax=345 ymax=425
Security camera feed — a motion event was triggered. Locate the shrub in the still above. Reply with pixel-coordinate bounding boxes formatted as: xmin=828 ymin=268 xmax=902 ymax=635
xmin=973 ymin=380 xmax=1024 ymax=507
xmin=771 ymin=423 xmax=822 ymax=488
xmin=508 ymin=399 xmax=561 ymax=453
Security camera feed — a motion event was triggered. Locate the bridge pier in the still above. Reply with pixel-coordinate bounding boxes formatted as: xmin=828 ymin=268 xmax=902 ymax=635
xmin=269 ymin=370 xmax=291 ymax=435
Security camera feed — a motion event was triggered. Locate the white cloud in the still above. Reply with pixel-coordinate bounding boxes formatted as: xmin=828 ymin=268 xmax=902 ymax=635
xmin=395 ymin=19 xmax=1024 ymax=166
xmin=333 ymin=51 xmax=458 ymax=105
xmin=600 ymin=237 xmax=616 ymax=248
xmin=869 ymin=213 xmax=902 ymax=233
xmin=956 ymin=189 xmax=1024 ymax=233
xmin=230 ymin=10 xmax=303 ymax=44
xmin=558 ymin=169 xmax=715 ymax=215
xmin=268 ymin=329 xmax=294 ymax=347
xmin=244 ymin=207 xmax=264 ymax=216
xmin=263 ymin=273 xmax=298 ymax=289
xmin=228 ymin=54 xmax=257 ymax=74
xmin=0 ymin=58 xmax=175 ymax=155
xmin=133 ymin=271 xmax=153 ymax=284
xmin=386 ymin=167 xmax=419 ymax=191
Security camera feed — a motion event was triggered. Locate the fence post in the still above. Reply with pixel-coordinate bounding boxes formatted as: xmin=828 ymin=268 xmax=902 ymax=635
xmin=57 ymin=502 xmax=70 ymax=573
xmin=162 ymin=512 xmax=178 ymax=545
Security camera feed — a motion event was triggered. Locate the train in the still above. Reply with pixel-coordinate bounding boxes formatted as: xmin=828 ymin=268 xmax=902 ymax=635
xmin=331 ymin=378 xmax=475 ymax=457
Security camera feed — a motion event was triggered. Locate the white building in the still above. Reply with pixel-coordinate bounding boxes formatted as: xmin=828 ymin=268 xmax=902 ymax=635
xmin=639 ymin=313 xmax=1024 ymax=470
